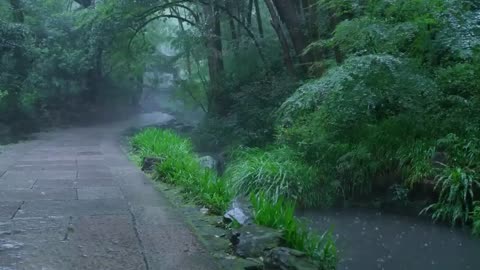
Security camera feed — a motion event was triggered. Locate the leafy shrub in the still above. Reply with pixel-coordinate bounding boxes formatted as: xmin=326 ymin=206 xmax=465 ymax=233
xmin=278 ymin=55 xmax=436 ymax=127
xmin=332 ymin=17 xmax=420 ymax=56
xmin=421 ymin=167 xmax=480 ymax=225
xmin=436 ymin=6 xmax=480 ymax=60
xmin=251 ymin=193 xmax=337 ymax=268
xmin=436 ymin=62 xmax=480 ymax=99
xmin=277 ymin=55 xmax=439 ymax=198
xmin=0 ymin=1 xmax=147 ymax=131
xmin=131 ymin=128 xmax=231 ymax=213
xmin=225 ymin=146 xmax=335 ymax=207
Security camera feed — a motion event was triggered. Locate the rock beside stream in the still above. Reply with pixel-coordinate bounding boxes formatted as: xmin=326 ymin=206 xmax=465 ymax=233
xmin=223 ymin=197 xmax=254 ymax=225
xmin=264 ymin=247 xmax=322 ymax=270
xmin=230 ymin=225 xmax=283 ymax=258
xmin=199 ymin=155 xmax=218 ymax=170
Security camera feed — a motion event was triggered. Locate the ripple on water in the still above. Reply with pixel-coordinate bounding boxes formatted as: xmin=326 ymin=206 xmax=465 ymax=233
xmin=299 ymin=208 xmax=480 ymax=270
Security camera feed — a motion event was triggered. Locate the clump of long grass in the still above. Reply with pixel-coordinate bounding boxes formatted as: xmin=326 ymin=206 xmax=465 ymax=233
xmin=131 ymin=128 xmax=231 ymax=213
xmin=421 ymin=167 xmax=480 ymax=225
xmin=226 ymin=146 xmax=327 ymax=207
xmin=251 ymin=193 xmax=337 ymax=269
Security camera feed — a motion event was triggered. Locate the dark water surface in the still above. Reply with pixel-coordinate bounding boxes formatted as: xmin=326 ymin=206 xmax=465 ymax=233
xmin=299 ymin=208 xmax=480 ymax=270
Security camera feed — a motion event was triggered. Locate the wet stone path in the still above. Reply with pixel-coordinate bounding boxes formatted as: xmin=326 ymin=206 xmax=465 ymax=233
xmin=0 ymin=114 xmax=219 ymax=270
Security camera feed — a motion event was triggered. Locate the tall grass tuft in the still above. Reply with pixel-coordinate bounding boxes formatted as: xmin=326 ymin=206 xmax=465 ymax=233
xmin=421 ymin=167 xmax=480 ymax=225
xmin=251 ymin=193 xmax=337 ymax=269
xmin=226 ymin=146 xmax=330 ymax=207
xmin=131 ymin=128 xmax=231 ymax=213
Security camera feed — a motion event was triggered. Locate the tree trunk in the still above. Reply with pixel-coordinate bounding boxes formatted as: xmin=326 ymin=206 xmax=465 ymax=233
xmin=254 ymin=0 xmax=264 ymax=38
xmin=226 ymin=1 xmax=238 ymax=40
xmin=247 ymin=0 xmax=254 ymax=27
xmin=271 ymin=0 xmax=312 ymax=68
xmin=264 ymin=0 xmax=295 ymax=75
xmin=5 ymin=0 xmax=28 ymax=126
xmin=234 ymin=0 xmax=245 ymax=38
xmin=85 ymin=47 xmax=103 ymax=105
xmin=172 ymin=8 xmax=193 ymax=75
xmin=8 ymin=0 xmax=26 ymax=77
xmin=203 ymin=0 xmax=226 ymax=116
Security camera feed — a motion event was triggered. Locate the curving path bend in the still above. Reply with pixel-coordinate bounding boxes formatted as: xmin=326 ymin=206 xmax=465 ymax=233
xmin=0 ymin=113 xmax=219 ymax=270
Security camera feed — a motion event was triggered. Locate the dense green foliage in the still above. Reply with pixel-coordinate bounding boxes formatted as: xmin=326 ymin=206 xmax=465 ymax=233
xmin=267 ymin=0 xmax=480 ymax=233
xmin=130 ymin=128 xmax=337 ymax=267
xmin=1 ymin=0 xmax=148 ymax=133
xmin=131 ymin=128 xmax=231 ymax=213
xmin=118 ymin=0 xmax=480 ymax=237
xmin=150 ymin=0 xmax=480 ymax=236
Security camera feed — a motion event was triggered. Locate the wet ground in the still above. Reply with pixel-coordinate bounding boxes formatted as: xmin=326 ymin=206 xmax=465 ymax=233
xmin=300 ymin=208 xmax=480 ymax=270
xmin=0 ymin=112 xmax=219 ymax=270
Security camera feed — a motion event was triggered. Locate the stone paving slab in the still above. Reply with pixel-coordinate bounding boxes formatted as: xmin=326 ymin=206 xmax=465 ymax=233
xmin=119 ymin=182 xmax=171 ymax=206
xmin=8 ymin=164 xmax=77 ymax=171
xmin=0 ymin=178 xmax=36 ymax=189
xmin=131 ymin=205 xmax=185 ymax=226
xmin=16 ymin=199 xmax=129 ymax=218
xmin=76 ymin=160 xmax=109 ymax=167
xmin=0 ymin=252 xmax=18 ymax=270
xmin=11 ymin=216 xmax=70 ymax=241
xmin=77 ymin=170 xmax=113 ymax=179
xmin=77 ymin=187 xmax=124 ymax=200
xmin=14 ymin=160 xmax=76 ymax=166
xmin=14 ymin=241 xmax=146 ymax=270
xmin=1 ymin=170 xmax=77 ymax=180
xmin=0 ymin=201 xmax=22 ymax=218
xmin=0 ymin=171 xmax=36 ymax=182
xmin=146 ymin=253 xmax=220 ymax=270
xmin=33 ymin=179 xmax=75 ymax=189
xmin=77 ymin=164 xmax=110 ymax=171
xmin=137 ymin=223 xmax=212 ymax=267
xmin=0 ymin=188 xmax=76 ymax=201
xmin=74 ymin=178 xmax=116 ymax=187
xmin=19 ymin=156 xmax=77 ymax=162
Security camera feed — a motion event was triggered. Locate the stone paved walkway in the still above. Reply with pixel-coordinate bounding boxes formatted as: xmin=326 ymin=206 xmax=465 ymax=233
xmin=0 ymin=113 xmax=219 ymax=270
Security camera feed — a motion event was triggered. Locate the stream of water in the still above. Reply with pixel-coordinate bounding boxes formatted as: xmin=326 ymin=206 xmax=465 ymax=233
xmin=300 ymin=208 xmax=480 ymax=270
